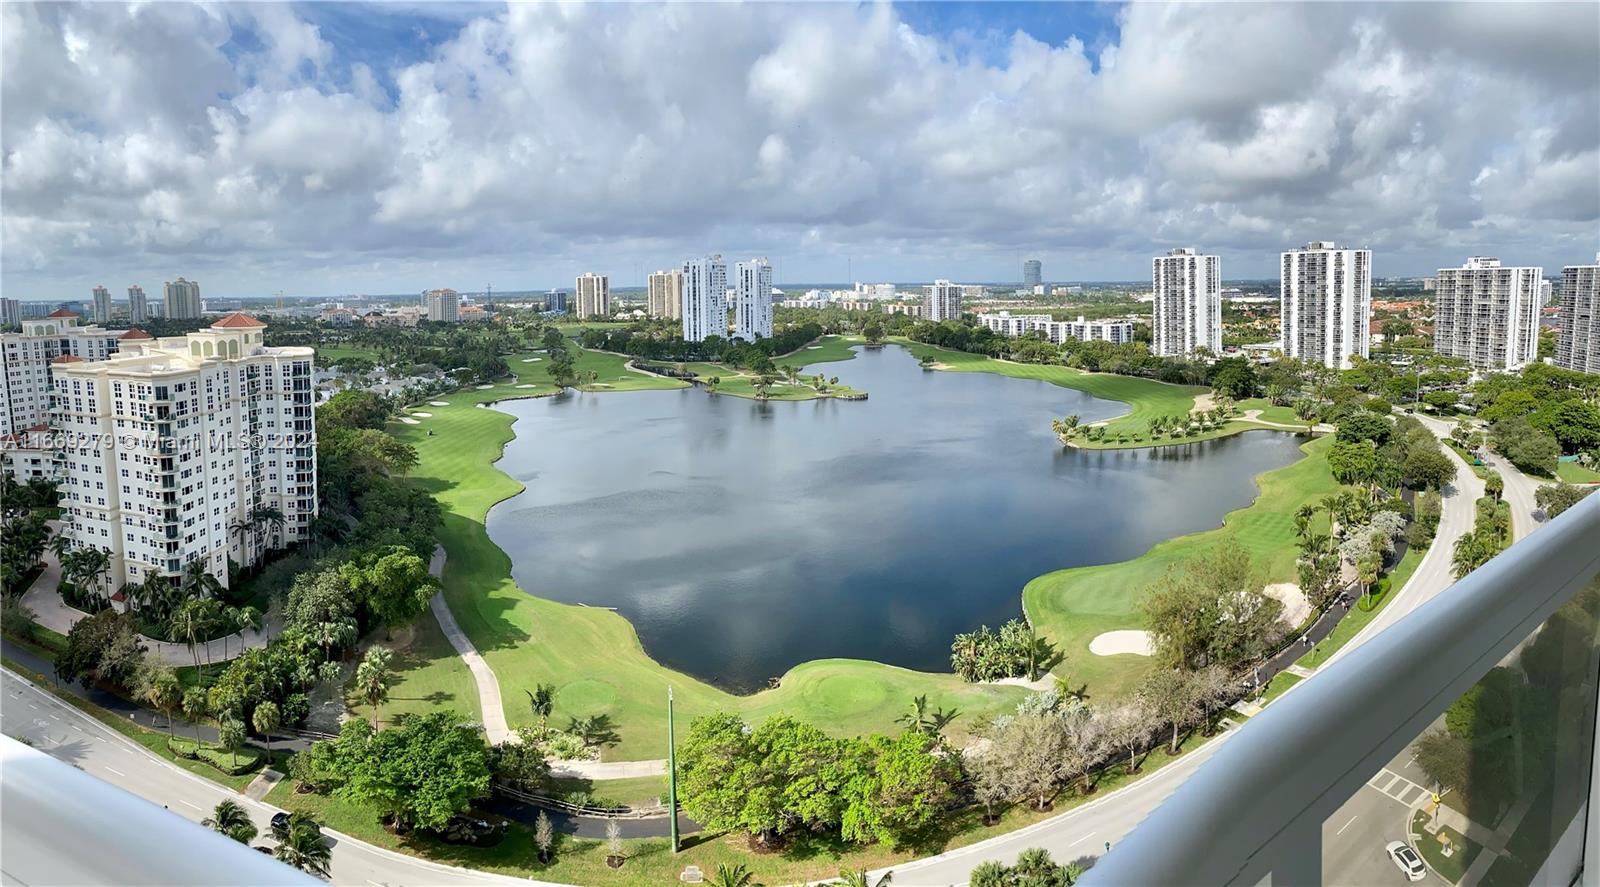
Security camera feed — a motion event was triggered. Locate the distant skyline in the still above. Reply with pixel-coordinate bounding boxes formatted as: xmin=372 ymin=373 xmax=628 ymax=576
xmin=3 ymin=2 xmax=1597 ymax=299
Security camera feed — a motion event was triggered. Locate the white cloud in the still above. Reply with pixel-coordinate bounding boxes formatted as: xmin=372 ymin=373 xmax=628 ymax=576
xmin=2 ymin=1 xmax=1596 ymax=297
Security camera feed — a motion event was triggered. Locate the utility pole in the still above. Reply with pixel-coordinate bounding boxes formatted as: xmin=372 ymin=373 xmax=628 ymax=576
xmin=667 ymin=685 xmax=680 ymax=853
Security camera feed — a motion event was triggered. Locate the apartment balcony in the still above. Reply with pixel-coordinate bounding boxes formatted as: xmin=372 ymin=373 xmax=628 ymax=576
xmin=1085 ymin=493 xmax=1600 ymax=886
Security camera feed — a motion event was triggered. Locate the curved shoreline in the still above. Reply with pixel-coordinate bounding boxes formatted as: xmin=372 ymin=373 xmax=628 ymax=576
xmin=394 ymin=340 xmax=1327 ymax=758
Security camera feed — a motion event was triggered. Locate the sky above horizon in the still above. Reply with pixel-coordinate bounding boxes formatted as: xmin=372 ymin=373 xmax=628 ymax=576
xmin=3 ymin=1 xmax=1597 ymax=300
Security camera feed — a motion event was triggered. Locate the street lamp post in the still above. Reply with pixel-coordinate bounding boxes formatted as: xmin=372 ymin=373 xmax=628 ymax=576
xmin=668 ymin=686 xmax=679 ymax=854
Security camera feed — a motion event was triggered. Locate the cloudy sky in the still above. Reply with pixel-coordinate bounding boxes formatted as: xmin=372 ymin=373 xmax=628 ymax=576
xmin=3 ymin=1 xmax=1597 ymax=300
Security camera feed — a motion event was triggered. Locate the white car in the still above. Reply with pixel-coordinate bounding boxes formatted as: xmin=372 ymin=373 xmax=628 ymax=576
xmin=1386 ymin=840 xmax=1427 ymax=882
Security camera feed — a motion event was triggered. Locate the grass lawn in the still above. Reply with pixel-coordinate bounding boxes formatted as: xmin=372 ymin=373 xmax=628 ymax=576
xmin=1297 ymin=544 xmax=1424 ymax=669
xmin=1237 ymin=398 xmax=1308 ymax=426
xmin=1556 ymin=461 xmax=1600 ymax=484
xmin=313 ymin=343 xmax=383 ymax=362
xmin=391 ymin=345 xmax=1027 ymax=760
xmin=1411 ymin=810 xmax=1482 ymax=884
xmin=347 ymin=608 xmax=479 ymax=728
xmin=1022 ymin=435 xmax=1340 ymax=699
xmin=1258 ymin=671 xmax=1302 ymax=706
xmin=550 ymin=774 xmax=668 ymax=807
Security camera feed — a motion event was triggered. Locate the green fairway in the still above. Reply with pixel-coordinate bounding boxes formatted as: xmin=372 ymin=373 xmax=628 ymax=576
xmin=348 ymin=608 xmax=480 ymax=728
xmin=393 ymin=345 xmax=1025 ymax=759
xmin=1021 ymin=434 xmax=1340 ymax=699
xmin=1556 ymin=461 xmax=1600 ymax=484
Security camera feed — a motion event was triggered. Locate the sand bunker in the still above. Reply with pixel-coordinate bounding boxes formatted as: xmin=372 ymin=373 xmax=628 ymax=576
xmin=399 ymin=417 xmax=421 ymax=425
xmin=516 ymin=384 xmax=537 ymax=389
xmin=1089 ymin=630 xmax=1153 ymax=657
xmin=428 ymin=401 xmax=449 ymax=406
xmin=522 ymin=357 xmax=543 ymax=362
xmin=410 ymin=412 xmax=432 ymax=418
xmin=1264 ymin=582 xmax=1312 ymax=627
xmin=476 ymin=384 xmax=494 ymax=390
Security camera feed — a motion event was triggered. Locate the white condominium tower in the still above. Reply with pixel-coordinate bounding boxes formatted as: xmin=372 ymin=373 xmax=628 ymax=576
xmin=1280 ymin=241 xmax=1371 ymax=369
xmin=926 ymin=279 xmax=962 ymax=322
xmin=647 ymin=270 xmax=683 ymax=320
xmin=575 ymin=273 xmax=610 ymax=318
xmin=91 ymin=286 xmax=112 ymax=325
xmin=127 ymin=286 xmax=149 ymax=324
xmin=424 ymin=288 xmax=460 ymax=323
xmin=51 ymin=313 xmax=317 ymax=593
xmin=1 ymin=310 xmax=126 ymax=438
xmin=1151 ymin=248 xmax=1222 ymax=357
xmin=681 ymin=255 xmax=728 ymax=342
xmin=733 ymin=258 xmax=774 ymax=341
xmin=1556 ymin=254 xmax=1600 ymax=374
xmin=163 ymin=278 xmax=201 ymax=320
xmin=1432 ymin=257 xmax=1543 ymax=371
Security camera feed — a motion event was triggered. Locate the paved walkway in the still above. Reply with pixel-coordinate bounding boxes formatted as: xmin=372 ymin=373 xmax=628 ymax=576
xmin=426 ymin=546 xmax=668 ymax=777
xmin=19 ymin=543 xmax=277 ymax=668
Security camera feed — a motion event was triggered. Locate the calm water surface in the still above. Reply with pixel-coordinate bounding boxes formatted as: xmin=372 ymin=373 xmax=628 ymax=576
xmin=486 ymin=345 xmax=1305 ymax=691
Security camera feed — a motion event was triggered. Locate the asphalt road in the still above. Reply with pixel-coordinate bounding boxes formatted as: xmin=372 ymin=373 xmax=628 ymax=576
xmin=0 ymin=667 xmax=554 ymax=887
xmin=1415 ymin=414 xmax=1543 ymax=542
xmin=1323 ymin=745 xmax=1448 ymax=886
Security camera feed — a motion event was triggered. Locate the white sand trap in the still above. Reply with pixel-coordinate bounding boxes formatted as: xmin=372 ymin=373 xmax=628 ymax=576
xmin=522 ymin=357 xmax=543 ymax=362
xmin=475 ymin=384 xmax=494 ymax=390
xmin=399 ymin=417 xmax=421 ymax=425
xmin=410 ymin=411 xmax=432 ymax=418
xmin=428 ymin=401 xmax=449 ymax=406
xmin=1264 ymin=582 xmax=1311 ymax=627
xmin=807 ymin=345 xmax=823 ymax=349
xmin=1089 ymin=630 xmax=1153 ymax=657
xmin=516 ymin=384 xmax=537 ymax=389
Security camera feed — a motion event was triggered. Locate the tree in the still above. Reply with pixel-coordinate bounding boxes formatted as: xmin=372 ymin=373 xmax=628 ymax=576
xmin=1492 ymin=417 xmax=1561 ymax=476
xmin=1328 ymin=440 xmax=1378 ymax=485
xmin=970 ymin=848 xmax=1079 ymax=887
xmin=1403 ymin=446 xmax=1457 ymax=491
xmin=340 ymin=546 xmax=438 ymax=637
xmin=202 ymin=799 xmax=258 ymax=844
xmin=271 ymin=812 xmax=332 ymax=877
xmin=986 ymin=709 xmax=1070 ymax=811
xmin=842 ymin=732 xmax=959 ymax=849
xmin=709 ymin=864 xmax=761 ymax=887
xmin=534 ymin=810 xmax=555 ymax=862
xmin=1336 ymin=413 xmax=1391 ymax=444
xmin=863 ymin=323 xmax=885 ymax=345
xmin=1101 ymin=700 xmax=1152 ymax=774
xmin=56 ymin=610 xmax=146 ymax=689
xmin=218 ymin=716 xmax=246 ymax=768
xmin=525 ymin=683 xmax=556 ymax=734
xmin=1536 ymin=483 xmax=1595 ymax=519
xmin=1413 ymin=729 xmax=1470 ymax=795
xmin=182 ymin=686 xmax=209 ymax=747
xmin=840 ymin=870 xmax=893 ymax=887
xmin=1484 ymin=469 xmax=1504 ymax=501
xmin=170 ymin=597 xmax=221 ymax=675
xmin=139 ymin=664 xmax=182 ymax=744
xmin=896 ymin=694 xmax=957 ymax=736
xmin=1530 ymin=398 xmax=1600 ymax=453
xmin=355 ymin=647 xmax=394 ymax=727
xmin=337 ymin=712 xmax=492 ymax=831
xmin=968 ymin=741 xmax=1013 ymax=823
xmin=1138 ymin=539 xmax=1281 ymax=672
xmin=1140 ymin=669 xmax=1200 ymax=755
xmin=252 ymin=700 xmax=282 ymax=758
xmin=1452 ymin=531 xmax=1492 ymax=580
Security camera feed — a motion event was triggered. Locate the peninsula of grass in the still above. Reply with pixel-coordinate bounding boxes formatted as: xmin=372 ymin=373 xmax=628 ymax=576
xmin=391 ymin=344 xmax=1026 ymax=760
xmin=1021 ymin=434 xmax=1340 ymax=699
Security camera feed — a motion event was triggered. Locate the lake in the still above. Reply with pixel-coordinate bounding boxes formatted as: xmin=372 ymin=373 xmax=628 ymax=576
xmin=486 ymin=344 xmax=1305 ymax=692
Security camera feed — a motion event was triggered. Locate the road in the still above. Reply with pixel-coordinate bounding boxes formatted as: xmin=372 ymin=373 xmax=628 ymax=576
xmin=1414 ymin=414 xmax=1543 ymax=542
xmin=1323 ymin=745 xmax=1445 ymax=886
xmin=0 ymin=667 xmax=555 ymax=887
xmin=887 ymin=434 xmax=1488 ymax=886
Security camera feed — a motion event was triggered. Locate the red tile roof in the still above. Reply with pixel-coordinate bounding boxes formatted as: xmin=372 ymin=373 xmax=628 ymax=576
xmin=211 ymin=312 xmax=267 ymax=328
xmin=50 ymin=354 xmax=83 ymax=364
xmin=118 ymin=328 xmax=153 ymax=340
xmin=47 ymin=308 xmax=78 ymax=318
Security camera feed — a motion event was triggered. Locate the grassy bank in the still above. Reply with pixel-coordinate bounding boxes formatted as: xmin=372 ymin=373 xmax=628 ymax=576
xmin=1298 ymin=544 xmax=1425 ymax=669
xmin=1021 ymin=435 xmax=1339 ymax=699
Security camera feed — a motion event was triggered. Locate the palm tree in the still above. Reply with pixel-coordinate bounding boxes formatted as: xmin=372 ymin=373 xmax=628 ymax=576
xmin=1356 ymin=554 xmax=1380 ymax=608
xmin=1293 ymin=505 xmax=1317 ymax=541
xmin=271 ymin=813 xmax=332 ymax=878
xmin=181 ymin=687 xmax=208 ymax=747
xmin=253 ymin=700 xmax=282 ymax=760
xmin=1452 ymin=532 xmax=1488 ymax=580
xmin=709 ymin=863 xmax=761 ymax=887
xmin=170 ymin=598 xmax=212 ymax=674
xmin=249 ymin=505 xmax=287 ymax=550
xmin=1485 ymin=470 xmax=1504 ymax=502
xmin=706 ymin=376 xmax=721 ymax=394
xmin=839 ymin=870 xmax=893 ymax=887
xmin=355 ymin=646 xmax=394 ymax=727
xmin=525 ymin=683 xmax=556 ymax=734
xmin=202 ymin=799 xmax=257 ymax=845
xmin=141 ymin=665 xmax=182 ymax=745
xmin=897 ymin=695 xmax=933 ymax=733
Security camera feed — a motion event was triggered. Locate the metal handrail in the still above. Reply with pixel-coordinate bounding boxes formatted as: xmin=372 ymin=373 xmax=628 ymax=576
xmin=1084 ymin=492 xmax=1600 ymax=885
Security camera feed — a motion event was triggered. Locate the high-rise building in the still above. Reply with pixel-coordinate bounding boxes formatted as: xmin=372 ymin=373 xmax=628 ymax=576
xmin=1432 ymin=257 xmax=1543 ymax=371
xmin=545 ymin=290 xmax=568 ymax=313
xmin=681 ymin=256 xmax=728 ymax=342
xmin=51 ymin=314 xmax=317 ymax=594
xmin=733 ymin=258 xmax=774 ymax=341
xmin=1 ymin=310 xmax=126 ymax=438
xmin=1023 ymin=259 xmax=1042 ymax=288
xmin=926 ymin=279 xmax=962 ymax=322
xmin=1556 ymin=254 xmax=1600 ymax=374
xmin=91 ymin=286 xmax=112 ymax=325
xmin=647 ymin=270 xmax=683 ymax=320
xmin=127 ymin=286 xmax=148 ymax=324
xmin=1151 ymin=248 xmax=1222 ymax=357
xmin=424 ymin=288 xmax=460 ymax=323
xmin=0 ymin=298 xmax=19 ymax=327
xmin=162 ymin=278 xmax=201 ymax=319
xmin=1280 ymin=242 xmax=1371 ymax=369
xmin=575 ymin=273 xmax=610 ymax=318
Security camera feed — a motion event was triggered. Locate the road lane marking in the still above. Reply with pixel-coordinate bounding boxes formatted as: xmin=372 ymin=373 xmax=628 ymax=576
xmin=1068 ymin=833 xmax=1095 ymax=847
xmin=27 ymin=703 xmax=38 ymax=710
xmin=49 ymin=714 xmax=59 ymax=721
xmin=1336 ymin=815 xmax=1359 ymax=835
xmin=180 ymin=801 xmax=203 ymax=811
xmin=105 ymin=767 xmax=126 ymax=777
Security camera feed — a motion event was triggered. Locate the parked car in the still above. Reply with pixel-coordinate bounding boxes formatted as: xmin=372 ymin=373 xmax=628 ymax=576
xmin=269 ymin=812 xmax=290 ymax=832
xmin=1385 ymin=840 xmax=1427 ymax=882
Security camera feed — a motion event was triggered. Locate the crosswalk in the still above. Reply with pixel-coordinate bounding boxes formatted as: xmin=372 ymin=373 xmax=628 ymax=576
xmin=1367 ymin=767 xmax=1430 ymax=808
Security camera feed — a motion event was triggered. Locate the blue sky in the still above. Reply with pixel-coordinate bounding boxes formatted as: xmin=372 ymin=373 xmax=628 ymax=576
xmin=3 ymin=1 xmax=1596 ymax=299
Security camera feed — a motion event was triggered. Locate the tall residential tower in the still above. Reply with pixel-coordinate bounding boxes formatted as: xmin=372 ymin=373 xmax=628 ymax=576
xmin=1280 ymin=242 xmax=1371 ymax=369
xmin=648 ymin=270 xmax=683 ymax=320
xmin=733 ymin=258 xmax=773 ymax=341
xmin=91 ymin=286 xmax=112 ymax=325
xmin=162 ymin=278 xmax=201 ymax=319
xmin=1432 ymin=257 xmax=1543 ymax=371
xmin=127 ymin=286 xmax=148 ymax=324
xmin=1556 ymin=255 xmax=1600 ymax=374
xmin=681 ymin=256 xmax=728 ymax=342
xmin=926 ymin=279 xmax=962 ymax=322
xmin=1151 ymin=248 xmax=1222 ymax=357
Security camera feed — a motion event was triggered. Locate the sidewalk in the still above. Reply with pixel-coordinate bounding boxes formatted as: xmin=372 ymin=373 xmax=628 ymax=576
xmin=19 ymin=547 xmax=278 ymax=668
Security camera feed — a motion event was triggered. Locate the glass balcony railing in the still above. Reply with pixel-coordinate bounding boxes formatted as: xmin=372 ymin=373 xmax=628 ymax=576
xmin=1084 ymin=493 xmax=1600 ymax=886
